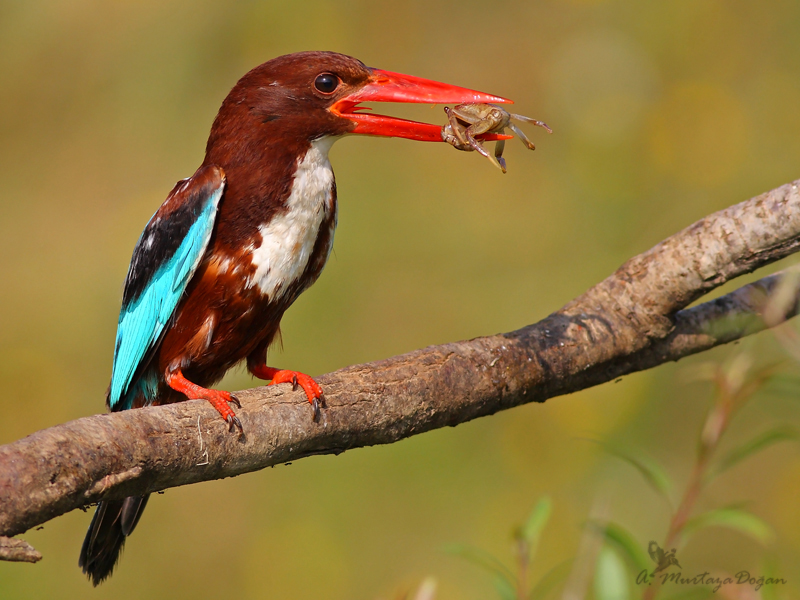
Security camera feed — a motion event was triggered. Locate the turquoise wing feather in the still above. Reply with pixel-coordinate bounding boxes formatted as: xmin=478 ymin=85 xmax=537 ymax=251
xmin=108 ymin=166 xmax=225 ymax=409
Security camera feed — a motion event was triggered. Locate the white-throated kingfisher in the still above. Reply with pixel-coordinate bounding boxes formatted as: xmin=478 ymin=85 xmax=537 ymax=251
xmin=79 ymin=51 xmax=511 ymax=585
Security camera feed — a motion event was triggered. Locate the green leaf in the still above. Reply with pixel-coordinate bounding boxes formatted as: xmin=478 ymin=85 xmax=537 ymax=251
xmin=588 ymin=521 xmax=651 ymax=574
xmin=518 ymin=497 xmax=552 ymax=552
xmin=660 ymin=588 xmax=714 ymax=600
xmin=444 ymin=543 xmax=517 ymax=589
xmin=684 ymin=507 xmax=774 ymax=544
xmin=594 ymin=547 xmax=630 ymax=600
xmin=589 ymin=439 xmax=672 ymax=506
xmin=759 ymin=556 xmax=782 ymax=600
xmin=763 ymin=372 xmax=800 ymax=397
xmin=411 ymin=577 xmax=438 ymax=600
xmin=527 ymin=560 xmax=571 ymax=600
xmin=709 ymin=427 xmax=798 ymax=480
xmin=492 ymin=575 xmax=518 ymax=600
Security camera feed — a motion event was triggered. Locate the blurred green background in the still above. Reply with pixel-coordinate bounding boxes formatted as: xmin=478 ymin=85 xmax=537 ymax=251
xmin=2 ymin=0 xmax=800 ymax=598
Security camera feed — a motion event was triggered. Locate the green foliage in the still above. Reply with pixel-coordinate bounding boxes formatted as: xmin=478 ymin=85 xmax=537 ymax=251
xmin=444 ymin=543 xmax=517 ymax=592
xmin=762 ymin=372 xmax=800 ymax=397
xmin=589 ymin=521 xmax=651 ymax=574
xmin=448 ymin=499 xmax=560 ymax=600
xmin=526 ymin=562 xmax=572 ymax=600
xmin=492 ymin=576 xmax=518 ymax=600
xmin=444 ymin=353 xmax=793 ymax=600
xmin=760 ymin=557 xmax=782 ymax=600
xmin=660 ymin=589 xmax=714 ymax=600
xmin=589 ymin=439 xmax=673 ymax=507
xmin=708 ymin=426 xmax=798 ymax=480
xmin=402 ymin=578 xmax=438 ymax=600
xmin=594 ymin=547 xmax=630 ymax=600
xmin=516 ymin=497 xmax=552 ymax=557
xmin=590 ymin=353 xmax=790 ymax=599
xmin=683 ymin=507 xmax=774 ymax=545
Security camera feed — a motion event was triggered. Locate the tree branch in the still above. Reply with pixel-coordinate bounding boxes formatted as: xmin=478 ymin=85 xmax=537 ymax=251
xmin=0 ymin=536 xmax=42 ymax=563
xmin=2 ymin=179 xmax=800 ymax=558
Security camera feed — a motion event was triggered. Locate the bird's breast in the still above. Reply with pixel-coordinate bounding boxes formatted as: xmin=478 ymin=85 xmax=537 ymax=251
xmin=247 ymin=137 xmax=338 ymax=302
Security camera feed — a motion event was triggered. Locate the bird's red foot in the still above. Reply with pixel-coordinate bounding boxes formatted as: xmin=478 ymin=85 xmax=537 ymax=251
xmin=251 ymin=365 xmax=324 ymax=419
xmin=166 ymin=369 xmax=243 ymax=433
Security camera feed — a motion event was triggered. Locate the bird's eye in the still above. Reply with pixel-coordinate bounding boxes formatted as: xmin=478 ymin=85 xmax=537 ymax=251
xmin=314 ymin=73 xmax=339 ymax=94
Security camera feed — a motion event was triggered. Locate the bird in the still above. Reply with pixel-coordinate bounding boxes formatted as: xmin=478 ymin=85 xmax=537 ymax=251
xmin=78 ymin=50 xmax=510 ymax=585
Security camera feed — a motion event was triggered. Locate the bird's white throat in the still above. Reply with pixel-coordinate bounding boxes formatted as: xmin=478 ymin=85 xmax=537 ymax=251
xmin=248 ymin=136 xmax=339 ymax=299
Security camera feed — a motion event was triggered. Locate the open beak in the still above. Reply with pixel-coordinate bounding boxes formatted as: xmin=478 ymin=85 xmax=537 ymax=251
xmin=331 ymin=68 xmax=514 ymax=142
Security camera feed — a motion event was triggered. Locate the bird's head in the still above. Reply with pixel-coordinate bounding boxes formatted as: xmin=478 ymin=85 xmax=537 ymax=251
xmin=207 ymin=51 xmax=512 ymax=154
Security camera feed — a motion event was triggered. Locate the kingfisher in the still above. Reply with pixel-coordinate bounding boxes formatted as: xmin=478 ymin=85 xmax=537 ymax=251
xmin=78 ymin=51 xmax=511 ymax=584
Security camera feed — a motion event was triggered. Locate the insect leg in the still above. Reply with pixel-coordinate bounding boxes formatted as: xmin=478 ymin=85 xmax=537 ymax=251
xmin=510 ymin=114 xmax=553 ymax=134
xmin=494 ymin=139 xmax=507 ymax=173
xmin=509 ymin=123 xmax=536 ymax=151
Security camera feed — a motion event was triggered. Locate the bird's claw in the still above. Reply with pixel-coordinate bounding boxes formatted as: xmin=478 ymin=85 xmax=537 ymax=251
xmin=266 ymin=369 xmax=324 ymax=419
xmin=165 ymin=370 xmax=243 ymax=435
xmin=311 ymin=397 xmax=321 ymax=421
xmin=227 ymin=414 xmax=243 ymax=434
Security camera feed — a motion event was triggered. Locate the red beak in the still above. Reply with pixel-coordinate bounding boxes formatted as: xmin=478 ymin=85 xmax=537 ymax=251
xmin=331 ymin=68 xmax=514 ymax=142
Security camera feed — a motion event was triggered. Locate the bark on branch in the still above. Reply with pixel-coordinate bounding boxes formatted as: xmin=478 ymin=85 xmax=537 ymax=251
xmin=2 ymin=179 xmax=800 ymax=558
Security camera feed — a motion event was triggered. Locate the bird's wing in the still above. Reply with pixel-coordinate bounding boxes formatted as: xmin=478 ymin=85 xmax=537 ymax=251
xmin=108 ymin=165 xmax=225 ymax=409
